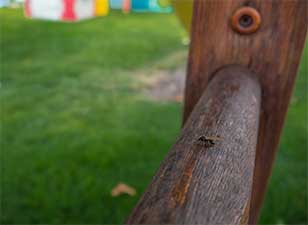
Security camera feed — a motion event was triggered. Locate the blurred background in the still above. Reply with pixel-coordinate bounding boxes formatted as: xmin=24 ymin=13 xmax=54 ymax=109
xmin=0 ymin=0 xmax=307 ymax=224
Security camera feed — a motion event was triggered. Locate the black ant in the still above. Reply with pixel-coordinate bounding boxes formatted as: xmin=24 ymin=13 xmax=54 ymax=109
xmin=197 ymin=135 xmax=223 ymax=148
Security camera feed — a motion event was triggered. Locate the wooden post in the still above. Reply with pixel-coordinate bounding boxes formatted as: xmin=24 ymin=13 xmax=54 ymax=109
xmin=126 ymin=66 xmax=261 ymax=225
xmin=184 ymin=1 xmax=307 ymax=224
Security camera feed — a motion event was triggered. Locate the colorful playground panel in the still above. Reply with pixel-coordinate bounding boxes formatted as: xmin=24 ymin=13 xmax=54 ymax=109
xmin=95 ymin=0 xmax=109 ymax=16
xmin=131 ymin=0 xmax=148 ymax=11
xmin=23 ymin=0 xmax=191 ymax=26
xmin=109 ymin=0 xmax=130 ymax=12
xmin=24 ymin=0 xmax=109 ymax=21
xmin=131 ymin=0 xmax=172 ymax=13
xmin=110 ymin=0 xmax=122 ymax=9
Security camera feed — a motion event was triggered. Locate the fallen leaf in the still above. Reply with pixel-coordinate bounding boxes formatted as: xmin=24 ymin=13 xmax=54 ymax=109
xmin=111 ymin=183 xmax=136 ymax=197
xmin=174 ymin=95 xmax=183 ymax=103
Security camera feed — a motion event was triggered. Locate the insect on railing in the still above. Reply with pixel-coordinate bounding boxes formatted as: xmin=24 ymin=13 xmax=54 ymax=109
xmin=125 ymin=0 xmax=307 ymax=224
xmin=126 ymin=66 xmax=261 ymax=225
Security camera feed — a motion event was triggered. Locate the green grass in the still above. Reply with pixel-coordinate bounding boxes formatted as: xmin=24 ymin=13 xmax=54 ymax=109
xmin=0 ymin=8 xmax=307 ymax=224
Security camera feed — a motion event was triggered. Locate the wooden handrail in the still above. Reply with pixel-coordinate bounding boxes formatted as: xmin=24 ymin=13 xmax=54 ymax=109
xmin=126 ymin=65 xmax=261 ymax=225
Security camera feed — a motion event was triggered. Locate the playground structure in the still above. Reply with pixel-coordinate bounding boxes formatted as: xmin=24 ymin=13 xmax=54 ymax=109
xmin=131 ymin=0 xmax=172 ymax=13
xmin=125 ymin=0 xmax=307 ymax=224
xmin=24 ymin=0 xmax=176 ymax=21
xmin=24 ymin=0 xmax=109 ymax=21
xmin=109 ymin=0 xmax=130 ymax=12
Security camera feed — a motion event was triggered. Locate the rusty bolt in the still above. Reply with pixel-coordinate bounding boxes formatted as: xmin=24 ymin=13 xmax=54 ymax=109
xmin=231 ymin=7 xmax=261 ymax=34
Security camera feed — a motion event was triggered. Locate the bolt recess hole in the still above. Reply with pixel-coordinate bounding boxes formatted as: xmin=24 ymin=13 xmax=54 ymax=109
xmin=231 ymin=7 xmax=261 ymax=34
xmin=239 ymin=14 xmax=253 ymax=28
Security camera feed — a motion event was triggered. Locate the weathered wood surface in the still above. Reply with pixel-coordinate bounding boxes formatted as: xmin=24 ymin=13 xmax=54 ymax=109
xmin=126 ymin=66 xmax=261 ymax=225
xmin=184 ymin=1 xmax=307 ymax=223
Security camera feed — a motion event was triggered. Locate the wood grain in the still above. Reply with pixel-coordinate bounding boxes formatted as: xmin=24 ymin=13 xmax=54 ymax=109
xmin=184 ymin=1 xmax=307 ymax=223
xmin=126 ymin=66 xmax=261 ymax=225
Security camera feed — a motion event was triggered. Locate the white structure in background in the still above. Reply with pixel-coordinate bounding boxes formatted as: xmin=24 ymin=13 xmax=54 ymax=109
xmin=25 ymin=0 xmax=108 ymax=22
xmin=28 ymin=0 xmax=64 ymax=20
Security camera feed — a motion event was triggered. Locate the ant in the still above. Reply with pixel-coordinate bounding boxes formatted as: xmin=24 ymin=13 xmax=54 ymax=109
xmin=197 ymin=135 xmax=223 ymax=148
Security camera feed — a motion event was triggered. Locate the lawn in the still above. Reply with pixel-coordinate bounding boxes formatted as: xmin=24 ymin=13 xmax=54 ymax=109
xmin=1 ymin=8 xmax=307 ymax=224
